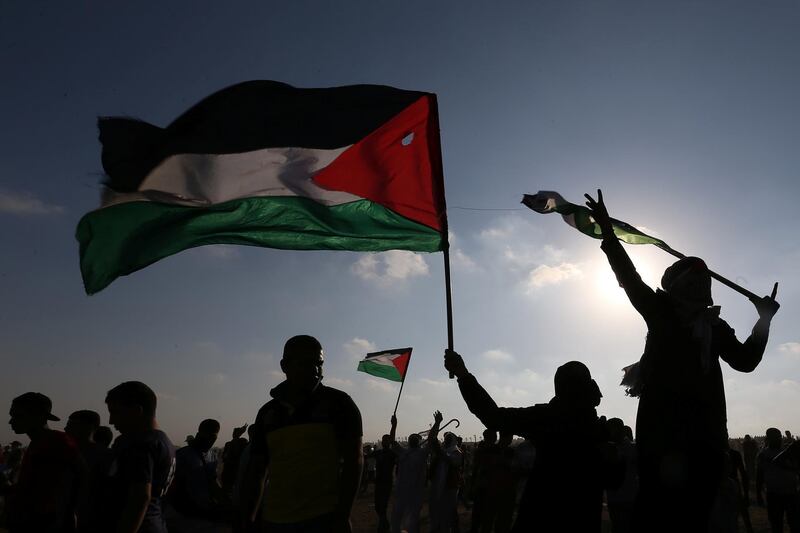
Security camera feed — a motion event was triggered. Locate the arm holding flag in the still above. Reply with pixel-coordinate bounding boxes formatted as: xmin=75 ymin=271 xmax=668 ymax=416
xmin=585 ymin=189 xmax=780 ymax=373
xmin=584 ymin=190 xmax=658 ymax=321
xmin=444 ymin=350 xmax=545 ymax=439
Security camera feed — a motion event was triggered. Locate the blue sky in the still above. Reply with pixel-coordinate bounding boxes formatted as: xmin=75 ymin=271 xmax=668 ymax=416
xmin=2 ymin=1 xmax=799 ymax=445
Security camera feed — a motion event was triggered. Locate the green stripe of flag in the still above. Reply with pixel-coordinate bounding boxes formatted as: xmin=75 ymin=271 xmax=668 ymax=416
xmin=357 ymin=360 xmax=404 ymax=382
xmin=77 ymin=196 xmax=444 ymax=294
xmin=522 ymin=191 xmax=672 ymax=250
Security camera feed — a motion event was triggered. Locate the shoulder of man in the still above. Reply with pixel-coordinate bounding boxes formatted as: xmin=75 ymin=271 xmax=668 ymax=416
xmin=319 ymin=384 xmax=363 ymax=436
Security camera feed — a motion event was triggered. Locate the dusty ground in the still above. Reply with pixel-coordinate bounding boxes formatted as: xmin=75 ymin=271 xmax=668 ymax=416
xmin=350 ymin=483 xmax=775 ymax=533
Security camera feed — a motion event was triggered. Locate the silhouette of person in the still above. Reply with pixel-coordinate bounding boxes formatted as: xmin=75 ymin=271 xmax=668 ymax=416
xmin=168 ymin=418 xmax=230 ymax=529
xmin=482 ymin=431 xmax=517 ymax=533
xmin=584 ymin=190 xmax=780 ymax=533
xmin=742 ymin=435 xmax=758 ymax=487
xmin=756 ymin=428 xmax=799 ymax=532
xmin=241 ymin=335 xmax=363 ymax=533
xmin=65 ymin=410 xmax=112 ymax=533
xmin=6 ymin=392 xmax=86 ymax=533
xmin=444 ymin=351 xmax=623 ymax=532
xmin=96 ymin=381 xmax=176 ymax=533
xmin=391 ymin=413 xmax=442 ymax=533
xmin=221 ymin=424 xmax=248 ymax=496
xmin=469 ymin=429 xmax=498 ymax=533
xmin=429 ymin=423 xmax=464 ymax=533
xmin=606 ymin=418 xmax=638 ymax=533
xmin=725 ymin=447 xmax=754 ymax=533
xmin=373 ymin=417 xmax=398 ymax=533
xmin=94 ymin=426 xmax=114 ymax=450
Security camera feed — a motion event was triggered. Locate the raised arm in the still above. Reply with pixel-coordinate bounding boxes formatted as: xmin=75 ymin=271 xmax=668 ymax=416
xmin=390 ymin=414 xmax=397 ymax=444
xmin=444 ymin=350 xmax=545 ymax=439
xmin=585 ymin=190 xmax=657 ymax=319
xmin=428 ymin=411 xmax=443 ymax=448
xmin=717 ymin=284 xmax=779 ymax=373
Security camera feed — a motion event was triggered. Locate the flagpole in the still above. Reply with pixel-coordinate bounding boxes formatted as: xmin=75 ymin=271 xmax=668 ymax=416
xmin=443 ymin=246 xmax=455 ymax=378
xmin=655 ymin=244 xmax=760 ymax=301
xmin=393 ymin=356 xmax=411 ymax=416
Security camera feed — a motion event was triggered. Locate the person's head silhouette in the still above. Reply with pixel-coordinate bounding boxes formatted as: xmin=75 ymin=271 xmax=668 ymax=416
xmin=381 ymin=434 xmax=392 ymax=449
xmin=408 ymin=433 xmax=422 ymax=449
xmin=607 ymin=417 xmax=626 ymax=443
xmin=661 ymin=256 xmax=712 ymax=307
xmin=105 ymin=381 xmax=157 ymax=436
xmin=94 ymin=426 xmax=113 ymax=448
xmin=766 ymin=427 xmax=782 ymax=449
xmin=65 ymin=410 xmax=101 ymax=444
xmin=553 ymin=361 xmax=602 ymax=408
xmin=9 ymin=392 xmax=59 ymax=437
xmin=192 ymin=419 xmax=220 ymax=452
xmin=482 ymin=428 xmax=497 ymax=445
xmin=281 ymin=335 xmax=324 ymax=393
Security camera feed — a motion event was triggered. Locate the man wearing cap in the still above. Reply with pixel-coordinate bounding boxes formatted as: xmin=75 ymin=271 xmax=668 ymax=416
xmin=585 ymin=190 xmax=781 ymax=533
xmin=241 ymin=335 xmax=363 ymax=533
xmin=7 ymin=392 xmax=86 ymax=533
xmin=444 ymin=352 xmax=622 ymax=532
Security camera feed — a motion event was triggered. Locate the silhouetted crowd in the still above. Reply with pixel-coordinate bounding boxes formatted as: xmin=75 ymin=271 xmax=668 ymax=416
xmin=1 ymin=191 xmax=794 ymax=533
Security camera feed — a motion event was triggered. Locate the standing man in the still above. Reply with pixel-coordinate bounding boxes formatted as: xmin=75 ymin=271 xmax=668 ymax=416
xmin=373 ymin=418 xmax=398 ymax=533
xmin=96 ymin=381 xmax=176 ymax=533
xmin=585 ymin=190 xmax=780 ymax=533
xmin=444 ymin=352 xmax=623 ymax=533
xmin=429 ymin=426 xmax=463 ymax=533
xmin=756 ymin=428 xmax=799 ymax=532
xmin=241 ymin=335 xmax=363 ymax=533
xmin=6 ymin=392 xmax=85 ymax=533
xmin=169 ymin=418 xmax=230 ymax=529
xmin=391 ymin=413 xmax=442 ymax=533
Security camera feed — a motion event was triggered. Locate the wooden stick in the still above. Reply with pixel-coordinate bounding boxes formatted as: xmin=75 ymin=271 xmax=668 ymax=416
xmin=444 ymin=246 xmax=455 ymax=378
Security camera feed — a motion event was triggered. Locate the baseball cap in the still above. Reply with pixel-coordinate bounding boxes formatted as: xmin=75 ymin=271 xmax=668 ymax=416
xmin=12 ymin=392 xmax=60 ymax=421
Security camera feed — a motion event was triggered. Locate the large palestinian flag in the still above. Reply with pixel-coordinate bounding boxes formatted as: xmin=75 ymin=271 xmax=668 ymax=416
xmin=77 ymin=81 xmax=448 ymax=294
xmin=357 ymin=348 xmax=412 ymax=383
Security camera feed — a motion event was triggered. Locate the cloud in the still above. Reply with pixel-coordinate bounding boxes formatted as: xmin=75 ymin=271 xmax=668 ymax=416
xmin=452 ymin=248 xmax=478 ymax=271
xmin=324 ymin=376 xmax=354 ymax=388
xmin=448 ymin=231 xmax=479 ymax=272
xmin=483 ymin=349 xmax=514 ymax=363
xmin=525 ymin=262 xmax=582 ymax=291
xmin=366 ymin=378 xmax=396 ymax=393
xmin=156 ymin=391 xmax=179 ymax=401
xmin=521 ymin=368 xmax=542 ymax=382
xmin=344 ymin=338 xmax=377 ymax=360
xmin=420 ymin=378 xmax=450 ymax=388
xmin=778 ymin=342 xmax=800 ymax=356
xmin=0 ymin=188 xmax=65 ymax=215
xmin=351 ymin=251 xmax=429 ymax=286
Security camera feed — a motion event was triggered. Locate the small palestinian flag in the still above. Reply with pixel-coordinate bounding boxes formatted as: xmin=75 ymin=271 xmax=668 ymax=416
xmin=357 ymin=348 xmax=412 ymax=383
xmin=522 ymin=191 xmax=673 ymax=251
xmin=77 ymin=81 xmax=447 ymax=294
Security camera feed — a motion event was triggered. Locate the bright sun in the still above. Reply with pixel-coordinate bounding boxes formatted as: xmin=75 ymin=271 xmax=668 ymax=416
xmin=592 ymin=257 xmax=658 ymax=307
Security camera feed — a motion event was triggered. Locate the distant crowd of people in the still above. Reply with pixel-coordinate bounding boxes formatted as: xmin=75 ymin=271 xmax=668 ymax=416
xmin=1 ymin=190 xmax=793 ymax=533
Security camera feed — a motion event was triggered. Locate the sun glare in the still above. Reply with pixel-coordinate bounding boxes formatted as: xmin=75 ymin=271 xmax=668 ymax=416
xmin=592 ymin=257 xmax=658 ymax=308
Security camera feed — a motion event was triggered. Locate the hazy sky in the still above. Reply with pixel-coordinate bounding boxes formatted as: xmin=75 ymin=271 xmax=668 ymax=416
xmin=2 ymin=1 xmax=799 ymax=446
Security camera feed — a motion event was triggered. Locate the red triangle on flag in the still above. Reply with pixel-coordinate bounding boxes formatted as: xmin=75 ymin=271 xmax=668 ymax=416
xmin=312 ymin=95 xmax=446 ymax=232
xmin=391 ymin=351 xmax=411 ymax=379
